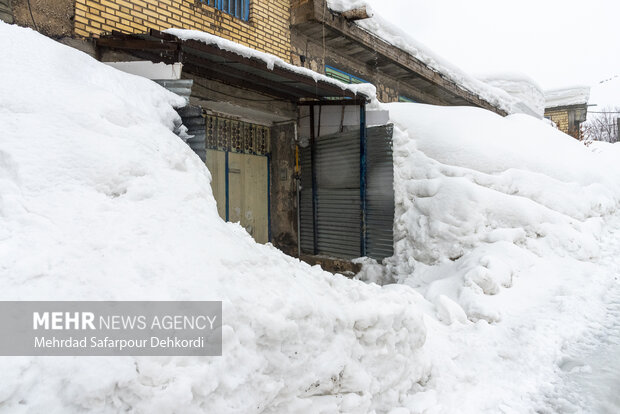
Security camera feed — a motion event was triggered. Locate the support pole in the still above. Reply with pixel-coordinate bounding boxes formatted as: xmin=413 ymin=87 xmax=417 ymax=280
xmin=360 ymin=103 xmax=367 ymax=257
xmin=225 ymin=151 xmax=230 ymax=222
xmin=310 ymin=105 xmax=319 ymax=255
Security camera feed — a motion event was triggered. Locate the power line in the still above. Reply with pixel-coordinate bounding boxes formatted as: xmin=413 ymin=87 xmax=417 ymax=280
xmin=26 ymin=0 xmax=38 ymax=32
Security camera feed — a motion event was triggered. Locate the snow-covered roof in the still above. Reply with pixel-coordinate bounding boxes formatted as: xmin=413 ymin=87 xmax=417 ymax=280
xmin=326 ymin=0 xmax=518 ymax=114
xmin=164 ymin=28 xmax=376 ymax=100
xmin=478 ymin=72 xmax=545 ymax=118
xmin=545 ymin=86 xmax=590 ymax=109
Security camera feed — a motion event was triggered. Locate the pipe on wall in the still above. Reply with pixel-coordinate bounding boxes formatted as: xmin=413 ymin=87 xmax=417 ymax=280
xmin=273 ymin=118 xmax=301 ymax=257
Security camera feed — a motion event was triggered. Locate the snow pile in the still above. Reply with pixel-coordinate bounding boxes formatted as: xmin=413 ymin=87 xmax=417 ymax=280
xmin=0 ymin=23 xmax=427 ymax=413
xmin=328 ymin=0 xmax=374 ymax=16
xmin=545 ymin=86 xmax=590 ymax=108
xmin=387 ymin=102 xmax=620 ymax=321
xmin=379 ymin=102 xmax=620 ymax=411
xmin=477 ymin=72 xmax=545 ymax=118
xmin=326 ymin=0 xmax=518 ymax=114
xmin=164 ymin=28 xmax=377 ymax=100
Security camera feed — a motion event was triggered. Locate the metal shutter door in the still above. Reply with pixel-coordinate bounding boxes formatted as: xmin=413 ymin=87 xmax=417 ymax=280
xmin=366 ymin=125 xmax=395 ymax=260
xmin=300 ymin=125 xmax=394 ymax=261
xmin=300 ymin=130 xmax=361 ymax=259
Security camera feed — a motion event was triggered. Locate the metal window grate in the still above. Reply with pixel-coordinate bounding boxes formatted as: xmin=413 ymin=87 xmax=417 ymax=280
xmin=206 ymin=115 xmax=270 ymax=155
xmin=201 ymin=0 xmax=250 ymax=21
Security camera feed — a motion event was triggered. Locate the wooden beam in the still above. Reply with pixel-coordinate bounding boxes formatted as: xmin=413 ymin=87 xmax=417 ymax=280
xmin=184 ymin=54 xmax=318 ymax=100
xmin=97 ymin=30 xmax=367 ymax=101
xmin=147 ymin=30 xmax=363 ymax=100
xmin=341 ymin=6 xmax=371 ymax=21
xmin=298 ymin=99 xmax=367 ymax=106
xmin=183 ymin=63 xmax=299 ymax=102
xmin=95 ymin=37 xmax=178 ymax=52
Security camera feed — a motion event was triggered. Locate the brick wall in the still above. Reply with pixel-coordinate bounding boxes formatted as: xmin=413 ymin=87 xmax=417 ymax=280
xmin=74 ymin=0 xmax=291 ymax=60
xmin=545 ymin=108 xmax=570 ymax=136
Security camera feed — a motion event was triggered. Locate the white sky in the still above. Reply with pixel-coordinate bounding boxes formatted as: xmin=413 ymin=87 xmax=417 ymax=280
xmin=367 ymin=0 xmax=620 ymax=91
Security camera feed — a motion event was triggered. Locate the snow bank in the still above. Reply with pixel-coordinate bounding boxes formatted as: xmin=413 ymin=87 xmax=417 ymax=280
xmin=387 ymin=103 xmax=620 ymax=315
xmin=545 ymin=86 xmax=590 ymax=108
xmin=0 ymin=22 xmax=426 ymax=413
xmin=377 ymin=102 xmax=620 ymax=411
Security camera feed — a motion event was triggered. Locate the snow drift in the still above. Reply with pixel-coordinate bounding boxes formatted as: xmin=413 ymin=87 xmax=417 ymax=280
xmin=0 ymin=23 xmax=428 ymax=413
xmin=2 ymin=18 xmax=620 ymax=414
xmin=385 ymin=102 xmax=620 ymax=322
xmin=375 ymin=102 xmax=620 ymax=412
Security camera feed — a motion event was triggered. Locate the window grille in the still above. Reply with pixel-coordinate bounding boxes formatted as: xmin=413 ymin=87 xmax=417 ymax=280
xmin=206 ymin=115 xmax=270 ymax=155
xmin=201 ymin=0 xmax=250 ymax=21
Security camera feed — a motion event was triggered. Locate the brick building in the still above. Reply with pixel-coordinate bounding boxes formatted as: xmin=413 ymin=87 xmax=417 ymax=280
xmin=544 ymin=87 xmax=590 ymax=139
xmin=2 ymin=0 xmax=509 ymax=267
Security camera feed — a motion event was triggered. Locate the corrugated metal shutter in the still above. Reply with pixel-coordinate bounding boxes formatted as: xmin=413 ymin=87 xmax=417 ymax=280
xmin=315 ymin=129 xmax=361 ymax=259
xmin=154 ymin=79 xmax=193 ymax=105
xmin=300 ymin=125 xmax=394 ymax=260
xmin=299 ymin=146 xmax=314 ymax=254
xmin=366 ymin=124 xmax=394 ymax=260
xmin=177 ymin=105 xmax=206 ymax=162
xmin=300 ymin=129 xmax=361 ymax=259
xmin=153 ymin=79 xmax=206 ymax=162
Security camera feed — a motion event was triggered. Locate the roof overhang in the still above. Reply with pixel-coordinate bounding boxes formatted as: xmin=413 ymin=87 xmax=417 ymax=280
xmin=291 ymin=0 xmax=507 ymax=115
xmin=95 ymin=30 xmax=370 ymax=105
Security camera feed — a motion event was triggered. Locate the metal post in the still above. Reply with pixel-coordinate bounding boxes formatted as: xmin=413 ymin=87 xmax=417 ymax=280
xmin=360 ymin=103 xmax=367 ymax=257
xmin=267 ymin=154 xmax=272 ymax=242
xmin=225 ymin=151 xmax=230 ymax=222
xmin=310 ymin=105 xmax=319 ymax=255
xmin=295 ymin=123 xmax=302 ymax=258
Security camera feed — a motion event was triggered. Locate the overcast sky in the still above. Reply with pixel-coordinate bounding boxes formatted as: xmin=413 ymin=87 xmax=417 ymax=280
xmin=367 ymin=0 xmax=619 ymax=91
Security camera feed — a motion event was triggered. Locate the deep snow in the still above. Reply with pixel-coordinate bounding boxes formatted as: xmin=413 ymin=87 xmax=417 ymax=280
xmin=373 ymin=103 xmax=620 ymax=412
xmin=2 ymin=20 xmax=620 ymax=414
xmin=0 ymin=23 xmax=427 ymax=413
